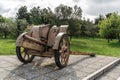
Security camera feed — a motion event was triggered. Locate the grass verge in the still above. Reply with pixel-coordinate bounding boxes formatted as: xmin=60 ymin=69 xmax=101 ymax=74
xmin=0 ymin=38 xmax=120 ymax=57
xmin=0 ymin=39 xmax=15 ymax=55
xmin=71 ymin=37 xmax=120 ymax=57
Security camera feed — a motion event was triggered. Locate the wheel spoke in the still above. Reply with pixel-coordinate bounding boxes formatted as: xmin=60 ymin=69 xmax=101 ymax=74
xmin=54 ymin=35 xmax=70 ymax=68
xmin=59 ymin=37 xmax=69 ymax=65
xmin=60 ymin=53 xmax=67 ymax=65
xmin=24 ymin=54 xmax=27 ymax=59
xmin=61 ymin=53 xmax=64 ymax=57
xmin=27 ymin=54 xmax=30 ymax=60
xmin=60 ymin=57 xmax=65 ymax=64
xmin=60 ymin=41 xmax=63 ymax=48
xmin=64 ymin=53 xmax=68 ymax=62
xmin=22 ymin=48 xmax=29 ymax=60
xmin=59 ymin=50 xmax=63 ymax=53
xmin=16 ymin=46 xmax=34 ymax=63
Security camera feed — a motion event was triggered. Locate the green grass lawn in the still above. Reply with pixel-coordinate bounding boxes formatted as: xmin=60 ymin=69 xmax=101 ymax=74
xmin=0 ymin=38 xmax=120 ymax=57
xmin=0 ymin=39 xmax=16 ymax=55
xmin=71 ymin=37 xmax=120 ymax=57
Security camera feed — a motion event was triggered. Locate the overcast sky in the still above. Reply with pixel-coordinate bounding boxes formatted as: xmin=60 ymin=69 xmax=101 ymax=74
xmin=0 ymin=0 xmax=120 ymax=21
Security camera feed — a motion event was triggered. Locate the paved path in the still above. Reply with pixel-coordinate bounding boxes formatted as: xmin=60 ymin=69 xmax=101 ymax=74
xmin=0 ymin=55 xmax=118 ymax=80
xmin=97 ymin=64 xmax=120 ymax=80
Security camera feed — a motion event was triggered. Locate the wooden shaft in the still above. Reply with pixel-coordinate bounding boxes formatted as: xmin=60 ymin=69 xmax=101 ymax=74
xmin=24 ymin=35 xmax=46 ymax=45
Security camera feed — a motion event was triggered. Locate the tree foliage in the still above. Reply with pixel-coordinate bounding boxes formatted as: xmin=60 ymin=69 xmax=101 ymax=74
xmin=0 ymin=4 xmax=100 ymax=39
xmin=99 ymin=12 xmax=120 ymax=42
xmin=16 ymin=19 xmax=28 ymax=36
xmin=15 ymin=4 xmax=100 ymax=38
xmin=0 ymin=16 xmax=16 ymax=38
xmin=55 ymin=4 xmax=73 ymax=20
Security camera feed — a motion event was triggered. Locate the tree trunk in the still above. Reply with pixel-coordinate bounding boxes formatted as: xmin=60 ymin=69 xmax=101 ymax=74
xmin=118 ymin=36 xmax=120 ymax=43
xmin=110 ymin=38 xmax=112 ymax=41
xmin=108 ymin=39 xmax=110 ymax=43
xmin=70 ymin=34 xmax=72 ymax=41
xmin=108 ymin=36 xmax=110 ymax=43
xmin=4 ymin=32 xmax=7 ymax=39
xmin=93 ymin=36 xmax=94 ymax=39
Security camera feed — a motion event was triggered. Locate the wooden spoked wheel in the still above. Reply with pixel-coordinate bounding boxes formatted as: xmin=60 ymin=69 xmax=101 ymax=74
xmin=16 ymin=46 xmax=34 ymax=64
xmin=54 ymin=35 xmax=70 ymax=68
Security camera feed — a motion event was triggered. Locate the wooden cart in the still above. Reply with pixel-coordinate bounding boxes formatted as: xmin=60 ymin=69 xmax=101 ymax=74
xmin=16 ymin=25 xmax=70 ymax=68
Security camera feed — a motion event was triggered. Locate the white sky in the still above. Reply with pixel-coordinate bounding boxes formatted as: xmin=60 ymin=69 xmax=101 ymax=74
xmin=0 ymin=0 xmax=120 ymax=21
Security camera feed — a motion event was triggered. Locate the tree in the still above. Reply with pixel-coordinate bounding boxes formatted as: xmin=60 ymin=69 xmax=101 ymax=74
xmin=55 ymin=4 xmax=73 ymax=20
xmin=0 ymin=15 xmax=6 ymax=22
xmin=68 ymin=19 xmax=81 ymax=37
xmin=40 ymin=7 xmax=56 ymax=24
xmin=106 ymin=13 xmax=112 ymax=18
xmin=15 ymin=4 xmax=84 ymax=38
xmin=0 ymin=23 xmax=8 ymax=38
xmin=30 ymin=7 xmax=41 ymax=25
xmin=94 ymin=14 xmax=104 ymax=25
xmin=55 ymin=4 xmax=82 ymax=38
xmin=16 ymin=19 xmax=28 ymax=36
xmin=0 ymin=16 xmax=15 ymax=38
xmin=17 ymin=6 xmax=28 ymax=19
xmin=0 ymin=22 xmax=16 ymax=39
xmin=99 ymin=12 xmax=120 ymax=43
xmin=80 ymin=20 xmax=87 ymax=36
xmin=87 ymin=24 xmax=98 ymax=38
xmin=72 ymin=5 xmax=82 ymax=20
xmin=94 ymin=15 xmax=105 ymax=38
xmin=16 ymin=6 xmax=31 ymax=23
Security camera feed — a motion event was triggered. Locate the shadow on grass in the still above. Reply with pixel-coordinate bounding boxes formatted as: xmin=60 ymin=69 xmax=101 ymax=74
xmin=108 ymin=42 xmax=120 ymax=48
xmin=91 ymin=38 xmax=105 ymax=42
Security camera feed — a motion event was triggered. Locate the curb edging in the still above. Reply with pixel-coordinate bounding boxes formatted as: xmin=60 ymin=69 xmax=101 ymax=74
xmin=82 ymin=58 xmax=120 ymax=80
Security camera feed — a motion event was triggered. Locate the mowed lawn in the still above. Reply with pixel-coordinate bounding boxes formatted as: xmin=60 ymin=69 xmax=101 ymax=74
xmin=71 ymin=37 xmax=120 ymax=57
xmin=0 ymin=38 xmax=120 ymax=57
xmin=0 ymin=39 xmax=16 ymax=55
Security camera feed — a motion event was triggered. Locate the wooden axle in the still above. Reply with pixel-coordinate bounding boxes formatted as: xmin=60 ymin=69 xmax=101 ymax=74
xmin=27 ymin=50 xmax=54 ymax=57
